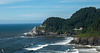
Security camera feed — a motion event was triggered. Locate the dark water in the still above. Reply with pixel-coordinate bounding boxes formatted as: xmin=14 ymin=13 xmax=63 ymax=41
xmin=0 ymin=24 xmax=74 ymax=53
xmin=0 ymin=24 xmax=40 ymax=38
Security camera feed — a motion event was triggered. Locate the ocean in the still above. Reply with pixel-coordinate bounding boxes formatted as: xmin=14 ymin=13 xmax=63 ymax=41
xmin=0 ymin=24 xmax=99 ymax=53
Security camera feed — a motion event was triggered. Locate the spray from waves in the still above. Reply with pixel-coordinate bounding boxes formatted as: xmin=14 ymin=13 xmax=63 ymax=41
xmin=25 ymin=44 xmax=48 ymax=51
xmin=50 ymin=37 xmax=74 ymax=45
xmin=24 ymin=37 xmax=74 ymax=51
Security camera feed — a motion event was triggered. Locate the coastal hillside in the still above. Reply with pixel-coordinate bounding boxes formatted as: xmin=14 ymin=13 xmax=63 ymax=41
xmin=42 ymin=17 xmax=65 ymax=33
xmin=25 ymin=7 xmax=100 ymax=45
xmin=71 ymin=15 xmax=100 ymax=46
xmin=77 ymin=18 xmax=100 ymax=37
xmin=39 ymin=7 xmax=100 ymax=34
xmin=87 ymin=18 xmax=100 ymax=32
xmin=62 ymin=7 xmax=100 ymax=33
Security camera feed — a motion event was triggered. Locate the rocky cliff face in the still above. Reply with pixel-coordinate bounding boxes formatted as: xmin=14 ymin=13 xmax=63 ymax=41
xmin=71 ymin=37 xmax=100 ymax=46
xmin=30 ymin=26 xmax=37 ymax=34
xmin=24 ymin=26 xmax=38 ymax=36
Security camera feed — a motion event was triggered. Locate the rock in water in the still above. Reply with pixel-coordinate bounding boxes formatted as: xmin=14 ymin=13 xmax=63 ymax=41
xmin=1 ymin=49 xmax=4 ymax=52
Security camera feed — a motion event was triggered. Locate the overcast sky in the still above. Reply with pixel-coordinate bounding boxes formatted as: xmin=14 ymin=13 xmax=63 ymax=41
xmin=0 ymin=0 xmax=100 ymax=24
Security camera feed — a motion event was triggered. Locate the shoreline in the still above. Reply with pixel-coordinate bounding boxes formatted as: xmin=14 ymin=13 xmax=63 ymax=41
xmin=74 ymin=44 xmax=100 ymax=53
xmin=69 ymin=39 xmax=100 ymax=53
xmin=69 ymin=42 xmax=100 ymax=53
xmin=23 ymin=32 xmax=100 ymax=53
xmin=21 ymin=34 xmax=100 ymax=53
xmin=70 ymin=37 xmax=100 ymax=46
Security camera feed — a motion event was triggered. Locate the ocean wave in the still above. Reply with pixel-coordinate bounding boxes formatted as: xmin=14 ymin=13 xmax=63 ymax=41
xmin=50 ymin=37 xmax=74 ymax=45
xmin=24 ymin=33 xmax=28 ymax=35
xmin=24 ymin=44 xmax=48 ymax=51
xmin=24 ymin=37 xmax=74 ymax=51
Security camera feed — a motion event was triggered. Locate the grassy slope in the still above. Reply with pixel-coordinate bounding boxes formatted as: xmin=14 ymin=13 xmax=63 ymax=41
xmin=77 ymin=32 xmax=100 ymax=37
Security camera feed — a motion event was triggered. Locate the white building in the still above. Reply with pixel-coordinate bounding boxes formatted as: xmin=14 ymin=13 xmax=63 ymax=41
xmin=73 ymin=27 xmax=83 ymax=30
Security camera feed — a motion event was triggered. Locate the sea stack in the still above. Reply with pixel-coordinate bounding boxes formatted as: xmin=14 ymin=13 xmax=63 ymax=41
xmin=24 ymin=26 xmax=38 ymax=36
xmin=30 ymin=26 xmax=37 ymax=35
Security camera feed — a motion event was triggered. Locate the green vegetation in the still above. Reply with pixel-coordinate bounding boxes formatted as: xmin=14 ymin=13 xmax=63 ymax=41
xmin=87 ymin=18 xmax=100 ymax=32
xmin=38 ymin=26 xmax=45 ymax=30
xmin=42 ymin=17 xmax=65 ymax=33
xmin=39 ymin=7 xmax=100 ymax=37
xmin=77 ymin=32 xmax=100 ymax=37
xmin=77 ymin=18 xmax=100 ymax=37
xmin=62 ymin=7 xmax=100 ymax=33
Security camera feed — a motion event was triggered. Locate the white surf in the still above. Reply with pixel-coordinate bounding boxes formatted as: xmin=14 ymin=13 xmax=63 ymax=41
xmin=78 ymin=48 xmax=99 ymax=53
xmin=25 ymin=44 xmax=48 ymax=51
xmin=50 ymin=37 xmax=74 ymax=45
xmin=25 ymin=37 xmax=74 ymax=51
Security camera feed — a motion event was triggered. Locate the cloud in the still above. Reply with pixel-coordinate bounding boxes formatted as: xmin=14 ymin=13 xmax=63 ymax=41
xmin=21 ymin=14 xmax=37 ymax=17
xmin=60 ymin=0 xmax=84 ymax=3
xmin=59 ymin=0 xmax=100 ymax=3
xmin=0 ymin=2 xmax=5 ymax=4
xmin=21 ymin=13 xmax=72 ymax=19
xmin=0 ymin=0 xmax=32 ymax=4
xmin=21 ymin=14 xmax=47 ymax=18
xmin=5 ymin=6 xmax=46 ymax=8
xmin=2 ymin=5 xmax=99 ymax=9
xmin=1 ymin=5 xmax=62 ymax=9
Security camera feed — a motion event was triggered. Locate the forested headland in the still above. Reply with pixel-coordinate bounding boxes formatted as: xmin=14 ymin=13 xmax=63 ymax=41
xmin=38 ymin=7 xmax=100 ymax=38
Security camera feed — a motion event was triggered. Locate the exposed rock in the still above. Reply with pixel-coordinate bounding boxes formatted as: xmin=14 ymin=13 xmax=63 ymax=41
xmin=24 ymin=26 xmax=38 ymax=36
xmin=29 ymin=26 xmax=37 ymax=35
xmin=71 ymin=37 xmax=100 ymax=46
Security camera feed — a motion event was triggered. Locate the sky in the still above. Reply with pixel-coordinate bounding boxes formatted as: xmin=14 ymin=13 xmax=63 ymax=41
xmin=0 ymin=0 xmax=100 ymax=24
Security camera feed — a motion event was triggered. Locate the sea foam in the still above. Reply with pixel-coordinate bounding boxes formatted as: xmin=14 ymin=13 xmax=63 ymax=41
xmin=25 ymin=44 xmax=48 ymax=51
xmin=50 ymin=37 xmax=74 ymax=45
xmin=24 ymin=37 xmax=74 ymax=51
xmin=78 ymin=48 xmax=99 ymax=53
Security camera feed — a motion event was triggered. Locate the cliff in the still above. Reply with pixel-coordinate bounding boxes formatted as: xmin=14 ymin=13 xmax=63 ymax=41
xmin=71 ymin=18 xmax=100 ymax=45
xmin=24 ymin=26 xmax=38 ymax=36
xmin=71 ymin=37 xmax=100 ymax=46
xmin=40 ymin=7 xmax=100 ymax=34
